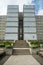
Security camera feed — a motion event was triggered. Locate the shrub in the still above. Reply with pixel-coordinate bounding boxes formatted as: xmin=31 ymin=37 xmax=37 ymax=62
xmin=0 ymin=41 xmax=5 ymax=47
xmin=30 ymin=41 xmax=40 ymax=49
xmin=5 ymin=45 xmax=12 ymax=48
xmin=30 ymin=44 xmax=39 ymax=49
xmin=4 ymin=41 xmax=13 ymax=48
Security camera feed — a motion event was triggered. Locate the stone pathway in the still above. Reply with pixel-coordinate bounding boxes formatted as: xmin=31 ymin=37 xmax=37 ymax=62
xmin=3 ymin=55 xmax=40 ymax=65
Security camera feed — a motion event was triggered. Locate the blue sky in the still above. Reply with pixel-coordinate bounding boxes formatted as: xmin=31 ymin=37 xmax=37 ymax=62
xmin=0 ymin=0 xmax=43 ymax=15
xmin=32 ymin=0 xmax=43 ymax=15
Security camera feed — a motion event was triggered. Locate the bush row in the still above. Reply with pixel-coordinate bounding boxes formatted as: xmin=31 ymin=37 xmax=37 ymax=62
xmin=29 ymin=41 xmax=43 ymax=49
xmin=0 ymin=41 xmax=13 ymax=48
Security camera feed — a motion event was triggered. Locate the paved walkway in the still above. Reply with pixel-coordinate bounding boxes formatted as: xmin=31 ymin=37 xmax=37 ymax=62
xmin=3 ymin=55 xmax=40 ymax=65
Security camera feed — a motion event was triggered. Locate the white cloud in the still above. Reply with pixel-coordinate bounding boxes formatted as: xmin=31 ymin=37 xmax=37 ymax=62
xmin=0 ymin=0 xmax=32 ymax=15
xmin=0 ymin=0 xmax=43 ymax=15
xmin=38 ymin=9 xmax=43 ymax=15
xmin=0 ymin=0 xmax=8 ymax=15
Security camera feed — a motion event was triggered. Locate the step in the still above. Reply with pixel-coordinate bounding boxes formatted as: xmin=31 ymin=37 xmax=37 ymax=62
xmin=13 ymin=48 xmax=30 ymax=55
xmin=13 ymin=40 xmax=29 ymax=48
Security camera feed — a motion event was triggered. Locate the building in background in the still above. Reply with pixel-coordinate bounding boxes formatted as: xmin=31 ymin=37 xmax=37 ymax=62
xmin=0 ymin=16 xmax=6 ymax=40
xmin=23 ymin=5 xmax=37 ymax=40
xmin=0 ymin=5 xmax=43 ymax=41
xmin=5 ymin=5 xmax=19 ymax=40
xmin=36 ymin=16 xmax=43 ymax=41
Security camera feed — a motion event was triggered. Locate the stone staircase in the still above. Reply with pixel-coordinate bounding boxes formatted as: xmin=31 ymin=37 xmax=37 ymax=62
xmin=13 ymin=40 xmax=29 ymax=48
xmin=13 ymin=40 xmax=30 ymax=55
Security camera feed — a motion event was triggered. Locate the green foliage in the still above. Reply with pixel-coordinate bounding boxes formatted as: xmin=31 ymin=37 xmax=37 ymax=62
xmin=5 ymin=45 xmax=12 ymax=48
xmin=0 ymin=41 xmax=5 ymax=47
xmin=29 ymin=41 xmax=43 ymax=49
xmin=4 ymin=41 xmax=13 ymax=48
xmin=0 ymin=40 xmax=13 ymax=48
xmin=30 ymin=44 xmax=40 ymax=49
